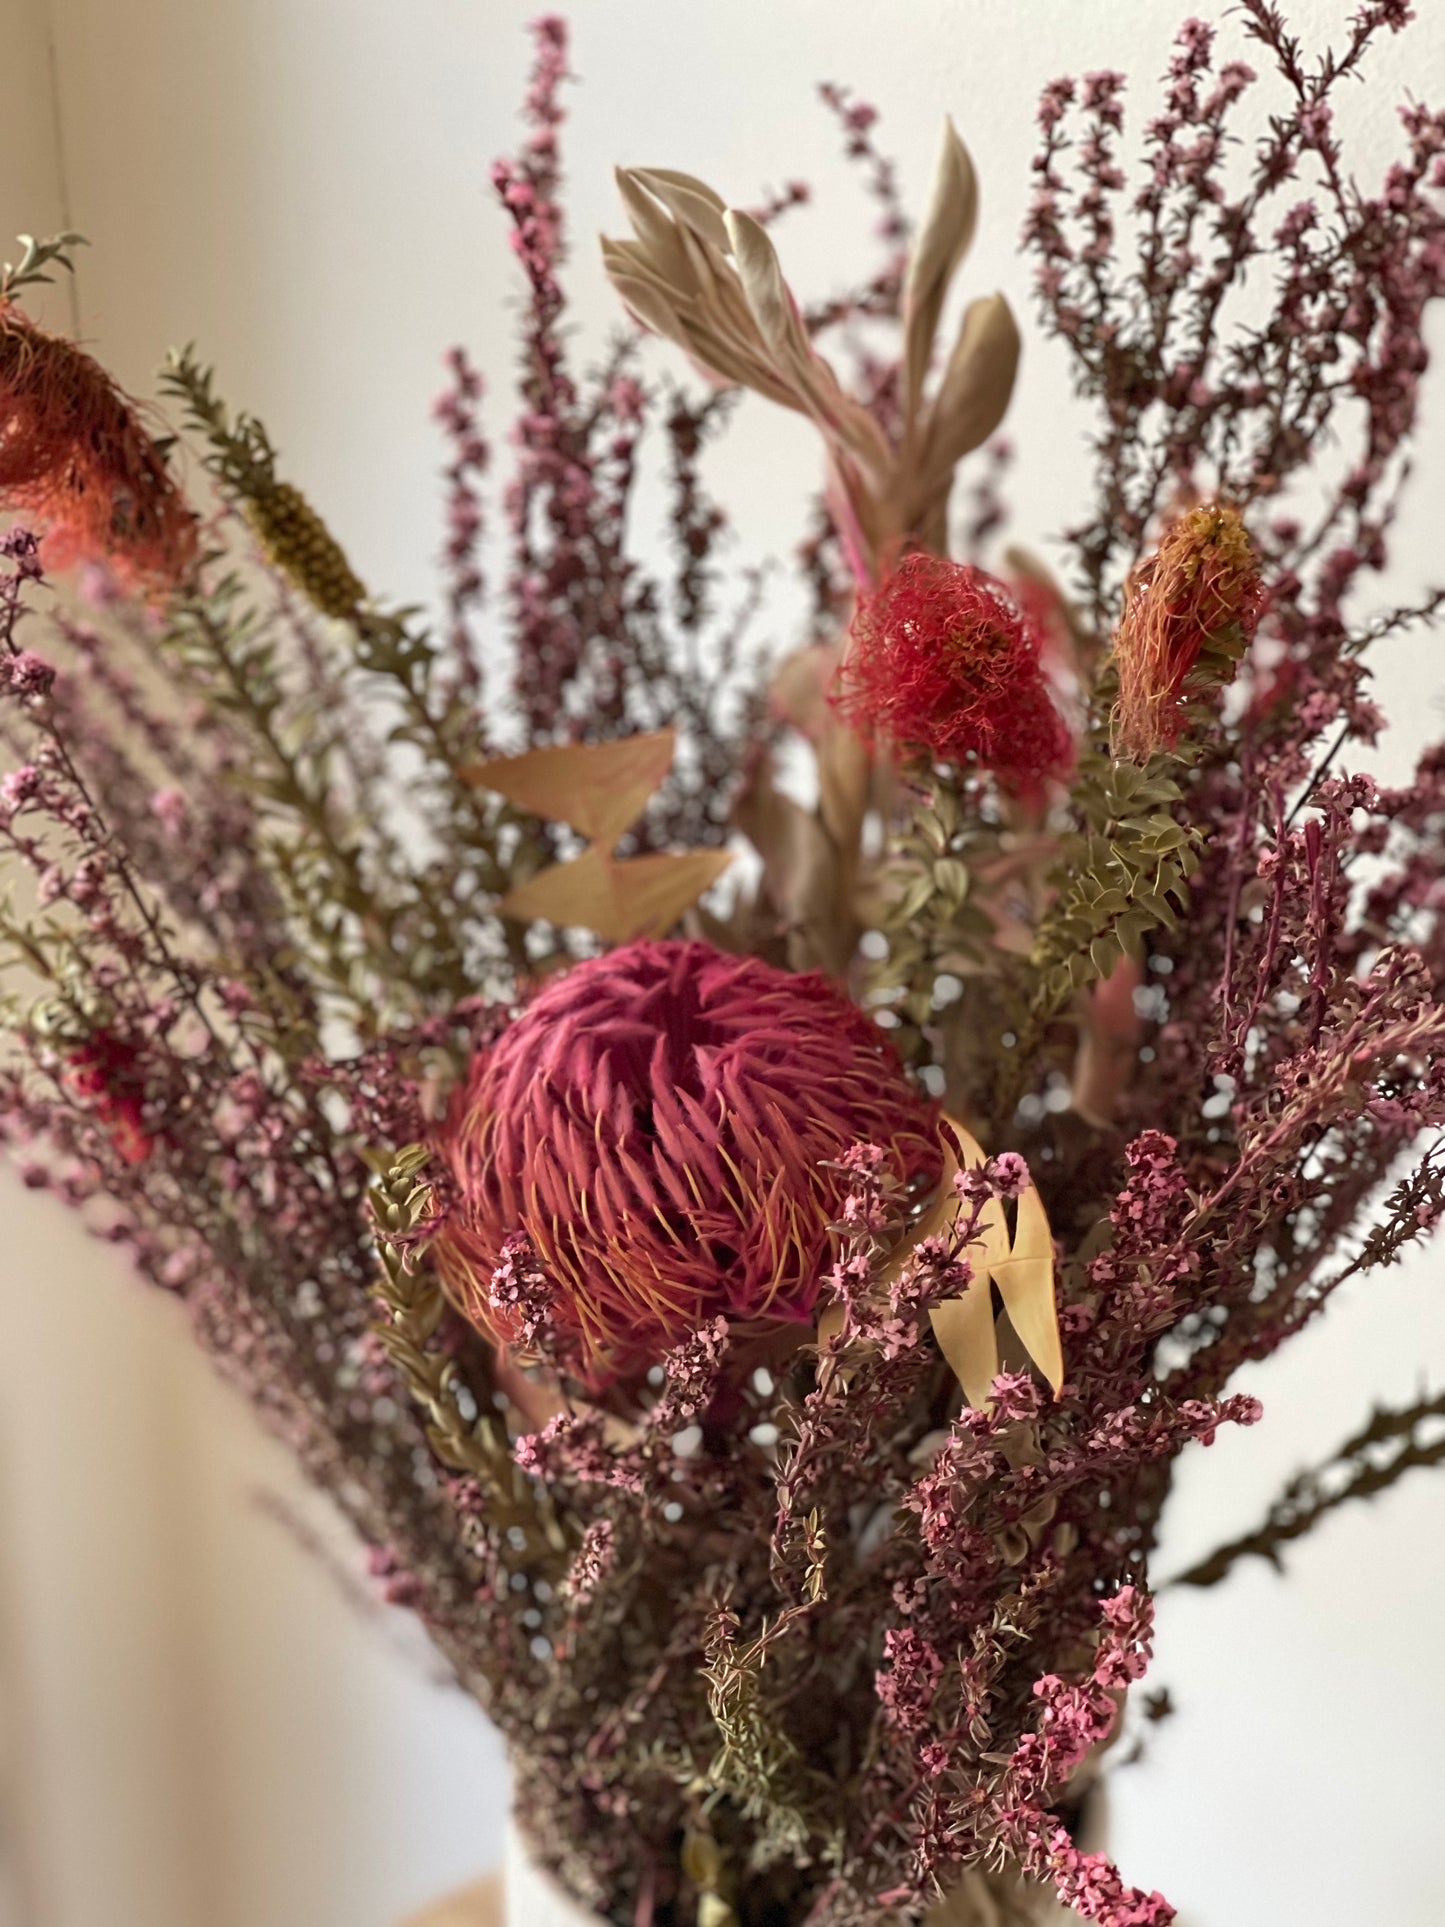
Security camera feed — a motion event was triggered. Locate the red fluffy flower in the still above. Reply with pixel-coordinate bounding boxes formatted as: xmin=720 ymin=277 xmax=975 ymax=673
xmin=433 ymin=939 xmax=941 ymax=1384
xmin=0 ymin=301 xmax=198 ymax=591
xmin=831 ymin=553 xmax=1073 ymax=792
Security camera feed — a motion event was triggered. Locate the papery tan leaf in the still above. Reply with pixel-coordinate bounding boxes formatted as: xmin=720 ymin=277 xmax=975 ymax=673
xmin=605 ymin=266 xmax=696 ymax=350
xmin=629 ymin=166 xmax=732 ymax=252
xmin=499 ymin=847 xmax=618 ymax=932
xmin=1003 ymin=544 xmax=1094 ymax=670
xmin=606 ymin=177 xmax=800 ymax=406
xmin=604 ymin=846 xmax=734 ymax=938
xmin=815 ymin=1300 xmax=845 ymax=1350
xmin=500 ymin=844 xmax=732 ymax=943
xmin=988 ymin=1185 xmax=1064 ymax=1394
xmin=723 ymin=208 xmax=806 ymax=362
xmin=725 ymin=210 xmax=892 ymax=475
xmin=902 ymin=119 xmax=979 ymax=430
xmin=732 ymin=753 xmax=848 ymax=973
xmin=926 ymin=1116 xmax=1064 ymax=1404
xmin=916 ymin=292 xmax=1021 ymax=495
xmin=816 ymin=714 xmax=870 ymax=852
xmin=842 ymin=1115 xmax=1062 ymax=1409
xmin=462 ymin=729 xmax=676 ymax=846
xmin=613 ymin=169 xmax=700 ymax=286
xmin=938 ymin=1119 xmax=1013 ymax=1268
xmin=929 ymin=1283 xmax=1000 ymax=1413
xmin=768 ymin=641 xmax=841 ymax=742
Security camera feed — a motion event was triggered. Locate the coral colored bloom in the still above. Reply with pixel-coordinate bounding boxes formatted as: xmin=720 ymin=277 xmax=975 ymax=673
xmin=831 ymin=554 xmax=1073 ymax=792
xmin=433 ymin=939 xmax=941 ymax=1383
xmin=0 ymin=301 xmax=198 ymax=590
xmin=1111 ymin=504 xmax=1263 ymax=759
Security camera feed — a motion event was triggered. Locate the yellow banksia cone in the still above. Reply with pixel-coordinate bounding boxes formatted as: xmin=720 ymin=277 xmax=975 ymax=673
xmin=245 ymin=479 xmax=366 ymax=620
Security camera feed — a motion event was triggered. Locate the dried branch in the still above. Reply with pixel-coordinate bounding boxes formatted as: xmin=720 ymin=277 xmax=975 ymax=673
xmin=1172 ymin=1387 xmax=1445 ymax=1589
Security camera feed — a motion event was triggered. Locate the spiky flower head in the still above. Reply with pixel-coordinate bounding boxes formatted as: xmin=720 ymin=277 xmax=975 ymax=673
xmin=830 ymin=552 xmax=1073 ymax=793
xmin=1110 ymin=503 xmax=1263 ymax=760
xmin=0 ymin=302 xmax=198 ymax=590
xmin=433 ymin=938 xmax=941 ymax=1384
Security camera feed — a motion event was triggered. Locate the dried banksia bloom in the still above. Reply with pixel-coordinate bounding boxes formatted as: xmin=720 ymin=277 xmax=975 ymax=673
xmin=0 ymin=301 xmax=198 ymax=589
xmin=831 ymin=552 xmax=1073 ymax=793
xmin=432 ymin=938 xmax=941 ymax=1383
xmin=1110 ymin=503 xmax=1263 ymax=760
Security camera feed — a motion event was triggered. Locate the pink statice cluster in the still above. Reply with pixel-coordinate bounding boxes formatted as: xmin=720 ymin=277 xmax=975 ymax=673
xmin=2 ymin=9 xmax=1444 ymax=1927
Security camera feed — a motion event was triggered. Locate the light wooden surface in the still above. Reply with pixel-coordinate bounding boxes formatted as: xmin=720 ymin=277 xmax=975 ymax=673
xmin=400 ymin=1872 xmax=501 ymax=1927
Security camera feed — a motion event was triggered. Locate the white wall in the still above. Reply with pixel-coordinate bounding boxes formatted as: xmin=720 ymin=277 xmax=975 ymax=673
xmin=0 ymin=2 xmax=1441 ymax=1922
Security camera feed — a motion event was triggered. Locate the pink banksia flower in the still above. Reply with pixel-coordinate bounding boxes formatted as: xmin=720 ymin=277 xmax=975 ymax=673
xmin=432 ymin=939 xmax=941 ymax=1384
xmin=1110 ymin=503 xmax=1263 ymax=760
xmin=830 ymin=553 xmax=1073 ymax=794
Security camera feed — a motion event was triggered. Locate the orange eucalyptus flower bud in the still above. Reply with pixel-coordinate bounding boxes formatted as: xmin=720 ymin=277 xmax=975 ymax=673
xmin=0 ymin=300 xmax=198 ymax=590
xmin=1111 ymin=503 xmax=1262 ymax=760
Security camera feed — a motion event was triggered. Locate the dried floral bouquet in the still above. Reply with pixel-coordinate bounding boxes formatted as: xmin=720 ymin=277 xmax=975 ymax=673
xmin=3 ymin=6 xmax=1444 ymax=1924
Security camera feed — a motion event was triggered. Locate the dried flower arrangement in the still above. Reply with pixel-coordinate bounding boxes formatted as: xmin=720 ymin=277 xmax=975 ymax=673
xmin=3 ymin=6 xmax=1444 ymax=1924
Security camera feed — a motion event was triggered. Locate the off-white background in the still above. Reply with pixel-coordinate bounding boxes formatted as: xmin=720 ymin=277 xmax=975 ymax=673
xmin=0 ymin=2 xmax=1442 ymax=1923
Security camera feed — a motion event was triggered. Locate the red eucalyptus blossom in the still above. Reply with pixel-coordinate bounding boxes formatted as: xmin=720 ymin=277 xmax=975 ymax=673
xmin=0 ymin=300 xmax=198 ymax=590
xmin=433 ymin=938 xmax=941 ymax=1383
xmin=831 ymin=553 xmax=1073 ymax=792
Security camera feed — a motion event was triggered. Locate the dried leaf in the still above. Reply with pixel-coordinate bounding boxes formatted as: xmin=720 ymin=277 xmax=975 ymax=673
xmin=613 ymin=169 xmax=700 ymax=287
xmin=816 ymin=717 xmax=870 ymax=865
xmin=927 ymin=1117 xmax=1064 ymax=1403
xmin=724 ymin=208 xmax=812 ymax=370
xmin=602 ymin=196 xmax=796 ymax=406
xmin=725 ymin=210 xmax=891 ymax=474
xmin=597 ymin=244 xmax=693 ymax=343
xmin=818 ymin=1115 xmax=1063 ymax=1406
xmin=815 ymin=1300 xmax=846 ymax=1351
xmin=769 ymin=641 xmax=841 ymax=742
xmin=1003 ymin=544 xmax=1094 ymax=674
xmin=629 ymin=166 xmax=732 ymax=251
xmin=902 ymin=119 xmax=979 ymax=428
xmin=988 ymin=1185 xmax=1064 ymax=1395
xmin=733 ymin=752 xmax=849 ymax=973
xmin=462 ymin=729 xmax=676 ymax=846
xmin=500 ymin=845 xmax=732 ymax=943
xmin=916 ymin=292 xmax=1021 ymax=496
xmin=929 ymin=1283 xmax=1000 ymax=1413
